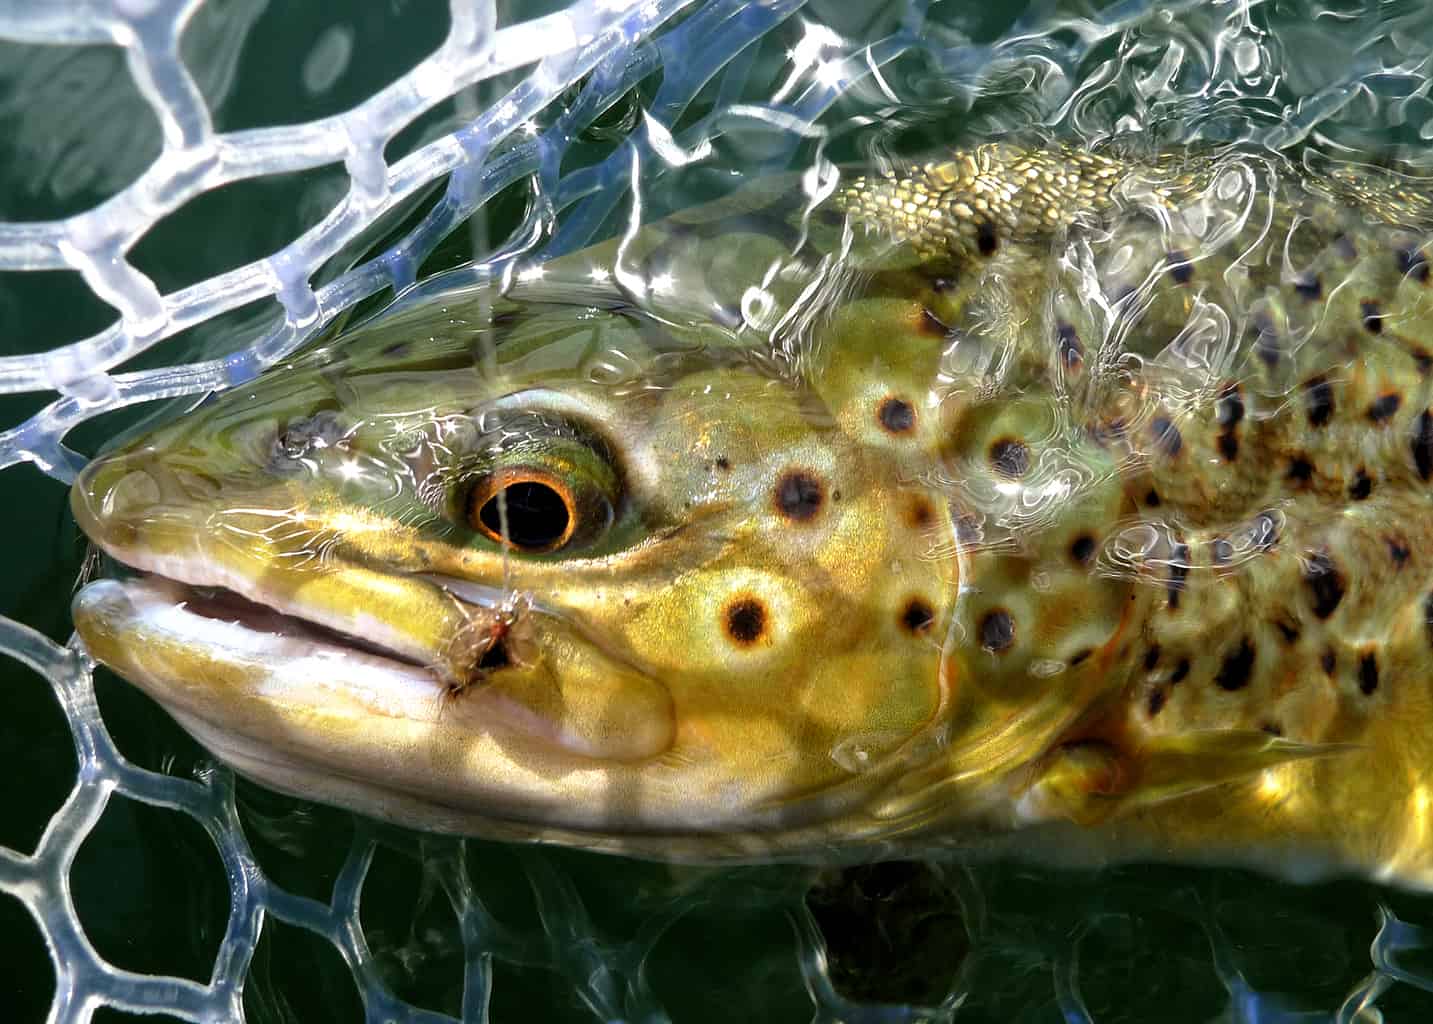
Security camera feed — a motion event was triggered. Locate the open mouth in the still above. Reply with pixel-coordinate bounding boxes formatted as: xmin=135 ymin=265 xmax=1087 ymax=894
xmin=75 ymin=572 xmax=468 ymax=719
xmin=76 ymin=526 xmax=524 ymax=693
xmin=73 ymin=541 xmax=678 ymax=769
xmin=167 ymin=573 xmax=524 ymax=683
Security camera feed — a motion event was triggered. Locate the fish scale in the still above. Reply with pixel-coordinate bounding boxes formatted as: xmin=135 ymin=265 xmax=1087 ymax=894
xmin=842 ymin=145 xmax=1433 ymax=877
xmin=68 ymin=143 xmax=1433 ymax=886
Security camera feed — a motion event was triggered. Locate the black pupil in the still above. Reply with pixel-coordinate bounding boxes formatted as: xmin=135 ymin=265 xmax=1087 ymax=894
xmin=479 ymin=481 xmax=570 ymax=549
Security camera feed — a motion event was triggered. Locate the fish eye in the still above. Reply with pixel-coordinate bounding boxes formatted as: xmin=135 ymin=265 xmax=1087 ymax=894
xmin=441 ymin=411 xmax=623 ymax=553
xmin=467 ymin=468 xmax=577 ymax=552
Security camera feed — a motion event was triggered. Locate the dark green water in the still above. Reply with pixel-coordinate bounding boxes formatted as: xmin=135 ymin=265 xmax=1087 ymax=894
xmin=6 ymin=0 xmax=1433 ymax=1020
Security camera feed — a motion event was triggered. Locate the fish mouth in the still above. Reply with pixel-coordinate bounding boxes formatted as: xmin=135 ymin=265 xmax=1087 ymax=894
xmin=136 ymin=571 xmax=504 ymax=676
xmin=74 ymin=538 xmax=514 ymax=699
xmin=72 ymin=538 xmax=676 ymax=758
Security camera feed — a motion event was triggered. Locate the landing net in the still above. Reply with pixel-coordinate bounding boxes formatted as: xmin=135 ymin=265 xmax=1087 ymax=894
xmin=5 ymin=0 xmax=1433 ymax=1021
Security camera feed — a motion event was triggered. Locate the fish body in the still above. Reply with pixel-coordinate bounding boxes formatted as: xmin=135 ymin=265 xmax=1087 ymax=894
xmin=71 ymin=144 xmax=1433 ymax=886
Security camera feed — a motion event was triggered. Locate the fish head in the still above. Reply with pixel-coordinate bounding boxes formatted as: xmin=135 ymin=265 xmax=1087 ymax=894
xmin=70 ymin=275 xmax=984 ymax=856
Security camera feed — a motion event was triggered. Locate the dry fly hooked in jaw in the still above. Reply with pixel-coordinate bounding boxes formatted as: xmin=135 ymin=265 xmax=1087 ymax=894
xmin=437 ymin=589 xmax=532 ymax=706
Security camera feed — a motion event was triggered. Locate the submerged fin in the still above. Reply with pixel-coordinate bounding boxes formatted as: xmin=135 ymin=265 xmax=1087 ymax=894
xmin=1018 ymin=732 xmax=1354 ymax=826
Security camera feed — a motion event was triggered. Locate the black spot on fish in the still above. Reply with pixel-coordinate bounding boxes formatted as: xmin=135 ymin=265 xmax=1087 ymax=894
xmin=1293 ymin=273 xmax=1322 ymax=300
xmin=1368 ymin=393 xmax=1402 ymax=423
xmin=1416 ymin=410 xmax=1433 ymax=480
xmin=878 ymin=396 xmax=917 ymax=435
xmin=1216 ymin=383 xmax=1243 ymax=461
xmin=1287 ymin=456 xmax=1314 ymax=484
xmin=1214 ymin=637 xmax=1256 ymax=691
xmin=1387 ymin=537 xmax=1411 ymax=567
xmin=1425 ymin=592 xmax=1433 ymax=648
xmin=1151 ymin=416 xmax=1182 ymax=457
xmin=1322 ymin=649 xmax=1336 ymax=675
xmin=1070 ymin=648 xmax=1093 ymax=666
xmin=1303 ymin=552 xmax=1345 ymax=619
xmin=1167 ymin=250 xmax=1194 ymax=284
xmin=1251 ymin=313 xmax=1280 ymax=368
xmin=1274 ymin=617 xmax=1300 ymax=644
xmin=725 ymin=597 xmax=767 ymax=646
xmin=900 ymin=598 xmax=935 ymax=635
xmin=976 ymin=219 xmax=998 ymax=257
xmin=1361 ymin=300 xmax=1384 ymax=334
xmin=1358 ymin=652 xmax=1379 ymax=695
xmin=979 ymin=609 xmax=1014 ymax=653
xmin=1147 ymin=686 xmax=1168 ymax=716
xmin=1145 ymin=489 xmax=1162 ymax=508
xmin=1413 ymin=347 xmax=1433 ymax=375
xmin=1171 ymin=658 xmax=1190 ymax=684
xmin=1057 ymin=322 xmax=1083 ymax=371
xmin=1306 ymin=376 xmax=1335 ymax=427
xmin=1070 ymin=534 xmax=1097 ymax=566
xmin=1261 ymin=721 xmax=1285 ymax=737
xmin=774 ymin=470 xmax=825 ymax=522
xmin=1398 ymin=246 xmax=1430 ymax=283
xmin=715 ymin=456 xmax=732 ymax=471
xmin=906 ymin=497 xmax=935 ymax=530
xmin=1167 ymin=542 xmax=1190 ymax=610
xmin=1349 ymin=468 xmax=1373 ymax=500
xmin=1144 ymin=646 xmax=1162 ymax=671
xmin=989 ymin=437 xmax=1030 ymax=478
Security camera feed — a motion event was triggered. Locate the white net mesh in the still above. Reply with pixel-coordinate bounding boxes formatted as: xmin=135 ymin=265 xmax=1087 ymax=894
xmin=9 ymin=0 xmax=1433 ymax=1021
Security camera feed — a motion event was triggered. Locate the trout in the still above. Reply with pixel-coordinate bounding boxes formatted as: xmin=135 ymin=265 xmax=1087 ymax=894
xmin=71 ymin=144 xmax=1433 ymax=886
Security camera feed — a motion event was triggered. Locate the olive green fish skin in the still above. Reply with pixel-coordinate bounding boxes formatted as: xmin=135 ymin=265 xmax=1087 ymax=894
xmin=69 ymin=144 xmax=1433 ymax=885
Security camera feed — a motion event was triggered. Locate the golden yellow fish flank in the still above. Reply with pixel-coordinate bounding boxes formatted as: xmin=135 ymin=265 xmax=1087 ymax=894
xmin=69 ymin=143 xmax=1433 ymax=885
